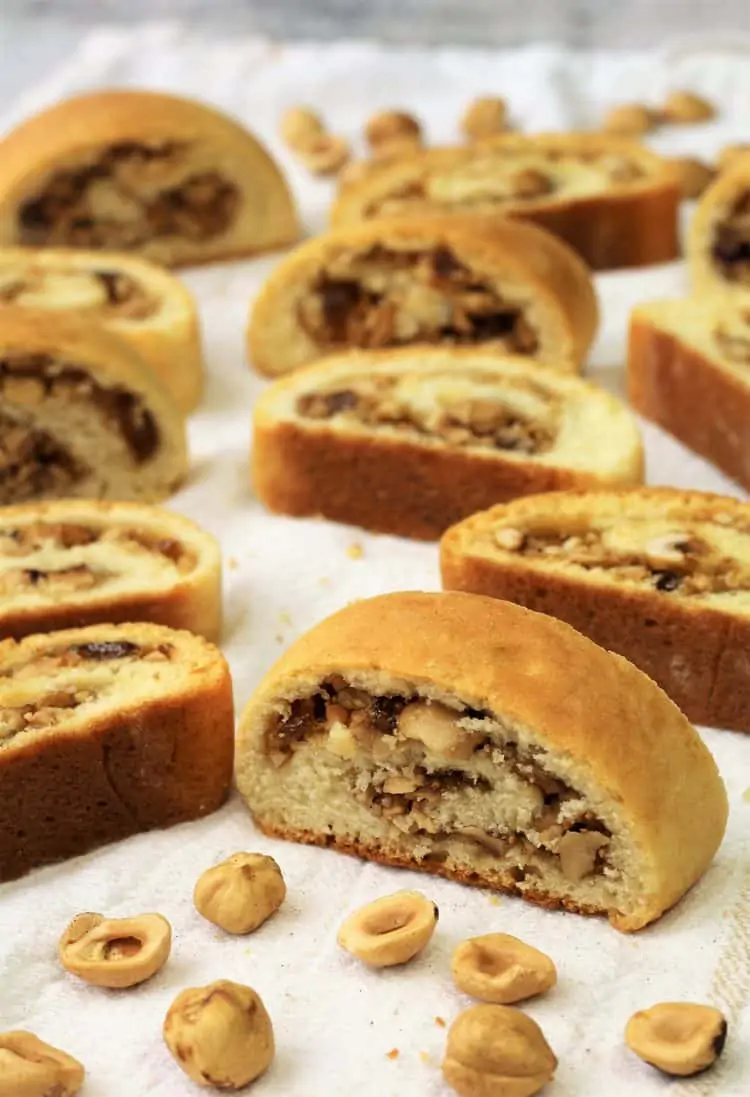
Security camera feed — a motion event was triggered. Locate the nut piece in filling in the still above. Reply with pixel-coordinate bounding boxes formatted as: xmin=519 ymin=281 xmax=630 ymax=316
xmin=163 ymin=979 xmax=274 ymax=1090
xmin=451 ymin=933 xmax=557 ymax=1005
xmin=625 ymin=1002 xmax=727 ymax=1077
xmin=58 ymin=911 xmax=172 ymax=988
xmin=0 ymin=1031 xmax=84 ymax=1096
xmin=711 ymin=190 xmax=750 ymax=284
xmin=194 ymin=852 xmax=287 ymax=934
xmin=442 ymin=1004 xmax=557 ymax=1097
xmin=337 ymin=890 xmax=439 ymax=967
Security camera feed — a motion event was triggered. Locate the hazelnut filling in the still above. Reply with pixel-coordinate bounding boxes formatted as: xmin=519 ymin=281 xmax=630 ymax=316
xmin=0 ymin=410 xmax=86 ymax=501
xmin=0 ymin=267 xmax=157 ymax=321
xmin=711 ymin=191 xmax=750 ymax=284
xmin=296 ymin=370 xmax=558 ymax=455
xmin=265 ymin=680 xmax=612 ymax=885
xmin=297 ymin=245 xmax=539 ymax=354
xmin=18 ymin=141 xmax=239 ymax=250
xmin=492 ymin=523 xmax=750 ymax=596
xmin=1 ymin=353 xmax=160 ymax=465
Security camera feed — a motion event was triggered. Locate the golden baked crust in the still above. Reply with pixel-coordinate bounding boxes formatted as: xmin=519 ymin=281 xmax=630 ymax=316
xmin=235 ymin=591 xmax=727 ymax=932
xmin=628 ymin=297 xmax=750 ymax=492
xmin=0 ymin=621 xmax=233 ymax=880
xmin=0 ymin=499 xmax=221 ymax=642
xmin=252 ymin=347 xmax=644 ymax=539
xmin=247 ymin=214 xmax=599 ymax=377
xmin=440 ymin=487 xmax=750 ymax=730
xmin=0 ymin=307 xmax=187 ymax=503
xmin=331 ymin=134 xmax=680 ymax=271
xmin=689 ymin=164 xmax=750 ymax=293
xmin=0 ymin=89 xmax=300 ymax=267
xmin=0 ymin=247 xmax=204 ymax=412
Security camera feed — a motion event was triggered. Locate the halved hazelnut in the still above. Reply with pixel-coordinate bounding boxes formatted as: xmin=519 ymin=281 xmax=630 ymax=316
xmin=337 ymin=890 xmax=438 ymax=967
xmin=625 ymin=1002 xmax=727 ymax=1077
xmin=451 ymin=933 xmax=557 ymax=1004
xmin=58 ymin=911 xmax=171 ymax=988
xmin=0 ymin=1031 xmax=84 ymax=1096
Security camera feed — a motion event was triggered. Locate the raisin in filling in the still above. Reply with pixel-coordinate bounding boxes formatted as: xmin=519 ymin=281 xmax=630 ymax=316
xmin=711 ymin=191 xmax=750 ymax=284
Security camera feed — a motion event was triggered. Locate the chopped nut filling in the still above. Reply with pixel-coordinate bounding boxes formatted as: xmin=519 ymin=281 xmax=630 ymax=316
xmin=18 ymin=142 xmax=239 ymax=250
xmin=296 ymin=369 xmax=558 ymax=455
xmin=0 ymin=266 xmax=157 ymax=320
xmin=0 ymin=353 xmax=159 ymax=464
xmin=265 ymin=681 xmax=610 ymax=883
xmin=0 ymin=520 xmax=193 ymax=569
xmin=711 ymin=191 xmax=750 ymax=284
xmin=492 ymin=523 xmax=750 ymax=595
xmin=713 ymin=309 xmax=750 ymax=364
xmin=297 ymin=245 xmax=539 ymax=355
xmin=0 ymin=410 xmax=85 ymax=501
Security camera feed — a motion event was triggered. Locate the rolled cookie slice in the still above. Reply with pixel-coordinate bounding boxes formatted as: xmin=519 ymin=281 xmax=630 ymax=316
xmin=252 ymin=347 xmax=643 ymax=539
xmin=332 ymin=134 xmax=680 ymax=271
xmin=236 ymin=592 xmax=727 ymax=932
xmin=247 ymin=214 xmax=599 ymax=377
xmin=0 ymin=308 xmax=187 ymax=503
xmin=441 ymin=488 xmax=750 ymax=731
xmin=0 ymin=622 xmax=233 ymax=880
xmin=689 ymin=163 xmax=750 ymax=293
xmin=0 ymin=247 xmax=204 ymax=412
xmin=628 ymin=296 xmax=750 ymax=492
xmin=0 ymin=89 xmax=300 ymax=267
xmin=0 ymin=500 xmax=221 ymax=642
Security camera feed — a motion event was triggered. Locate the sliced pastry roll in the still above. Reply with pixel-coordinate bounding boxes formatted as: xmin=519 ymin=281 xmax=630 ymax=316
xmin=628 ymin=297 xmax=750 ymax=491
xmin=0 ymin=622 xmax=233 ymax=880
xmin=0 ymin=247 xmax=203 ymax=413
xmin=248 ymin=214 xmax=599 ymax=377
xmin=0 ymin=309 xmax=187 ymax=504
xmin=0 ymin=500 xmax=221 ymax=642
xmin=252 ymin=347 xmax=643 ymax=539
xmin=331 ymin=134 xmax=680 ymax=270
xmin=236 ymin=591 xmax=727 ymax=932
xmin=0 ymin=89 xmax=300 ymax=267
xmin=689 ymin=163 xmax=750 ymax=293
xmin=441 ymin=488 xmax=750 ymax=731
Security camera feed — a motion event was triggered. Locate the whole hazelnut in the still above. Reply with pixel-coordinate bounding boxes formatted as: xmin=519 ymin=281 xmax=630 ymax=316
xmin=461 ymin=97 xmax=508 ymax=141
xmin=194 ymin=852 xmax=286 ymax=935
xmin=442 ymin=1004 xmax=557 ymax=1097
xmin=163 ymin=980 xmax=274 ymax=1090
xmin=365 ymin=110 xmax=422 ymax=152
xmin=280 ymin=106 xmax=324 ymax=151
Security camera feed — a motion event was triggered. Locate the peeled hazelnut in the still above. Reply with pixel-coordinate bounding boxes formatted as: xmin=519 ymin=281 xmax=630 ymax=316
xmin=661 ymin=90 xmax=716 ymax=124
xmin=443 ymin=1004 xmax=557 ymax=1097
xmin=399 ymin=700 xmax=482 ymax=760
xmin=603 ymin=103 xmax=656 ymax=136
xmin=461 ymin=97 xmax=508 ymax=141
xmin=669 ymin=156 xmax=716 ymax=199
xmin=365 ymin=110 xmax=422 ymax=152
xmin=280 ymin=106 xmax=324 ymax=151
xmin=718 ymin=143 xmax=750 ymax=172
xmin=163 ymin=980 xmax=274 ymax=1090
xmin=625 ymin=1002 xmax=727 ymax=1077
xmin=451 ymin=934 xmax=557 ymax=1005
xmin=58 ymin=911 xmax=171 ymax=988
xmin=194 ymin=852 xmax=286 ymax=935
xmin=0 ymin=1031 xmax=84 ymax=1096
xmin=337 ymin=890 xmax=438 ymax=967
xmin=297 ymin=134 xmax=351 ymax=176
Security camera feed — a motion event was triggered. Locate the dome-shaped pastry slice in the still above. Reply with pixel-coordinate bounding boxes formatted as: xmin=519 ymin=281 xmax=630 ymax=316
xmin=0 ymin=89 xmax=300 ymax=267
xmin=0 ymin=621 xmax=233 ymax=880
xmin=248 ymin=215 xmax=599 ymax=377
xmin=252 ymin=347 xmax=643 ymax=538
xmin=235 ymin=591 xmax=727 ymax=932
xmin=0 ymin=308 xmax=187 ymax=504
xmin=0 ymin=247 xmax=203 ymax=412
xmin=689 ymin=162 xmax=750 ymax=293
xmin=441 ymin=488 xmax=750 ymax=731
xmin=332 ymin=134 xmax=680 ymax=271
xmin=0 ymin=500 xmax=221 ymax=642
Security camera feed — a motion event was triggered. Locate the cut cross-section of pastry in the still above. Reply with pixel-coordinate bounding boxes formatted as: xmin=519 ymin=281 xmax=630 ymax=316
xmin=235 ymin=592 xmax=727 ymax=932
xmin=0 ymin=247 xmax=204 ymax=413
xmin=0 ymin=89 xmax=300 ymax=267
xmin=689 ymin=163 xmax=750 ymax=293
xmin=0 ymin=500 xmax=221 ymax=642
xmin=441 ymin=488 xmax=750 ymax=731
xmin=248 ymin=214 xmax=599 ymax=377
xmin=0 ymin=621 xmax=233 ymax=881
xmin=628 ymin=297 xmax=750 ymax=491
xmin=252 ymin=347 xmax=644 ymax=539
xmin=331 ymin=135 xmax=680 ymax=271
xmin=0 ymin=308 xmax=187 ymax=504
